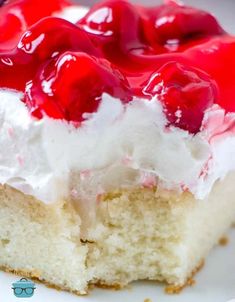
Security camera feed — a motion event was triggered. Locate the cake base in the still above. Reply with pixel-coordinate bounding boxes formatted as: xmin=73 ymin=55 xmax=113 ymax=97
xmin=0 ymin=173 xmax=235 ymax=294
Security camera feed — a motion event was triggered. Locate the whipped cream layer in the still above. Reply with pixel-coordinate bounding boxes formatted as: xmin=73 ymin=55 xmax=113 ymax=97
xmin=0 ymin=89 xmax=235 ymax=203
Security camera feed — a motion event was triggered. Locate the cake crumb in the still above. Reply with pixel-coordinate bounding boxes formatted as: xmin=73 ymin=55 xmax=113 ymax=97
xmin=218 ymin=236 xmax=229 ymax=246
xmin=144 ymin=299 xmax=152 ymax=302
xmin=165 ymin=277 xmax=195 ymax=294
xmin=165 ymin=260 xmax=204 ymax=294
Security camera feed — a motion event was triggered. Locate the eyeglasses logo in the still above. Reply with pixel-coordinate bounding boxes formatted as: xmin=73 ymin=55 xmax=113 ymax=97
xmin=12 ymin=278 xmax=36 ymax=298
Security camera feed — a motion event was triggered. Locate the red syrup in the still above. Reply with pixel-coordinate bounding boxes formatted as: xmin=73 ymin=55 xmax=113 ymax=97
xmin=0 ymin=0 xmax=235 ymax=133
xmin=0 ymin=0 xmax=71 ymax=50
xmin=25 ymin=51 xmax=132 ymax=121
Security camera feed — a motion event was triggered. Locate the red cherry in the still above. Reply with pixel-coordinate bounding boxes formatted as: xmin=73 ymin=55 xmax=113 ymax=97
xmin=77 ymin=0 xmax=149 ymax=66
xmin=25 ymin=51 xmax=132 ymax=122
xmin=185 ymin=37 xmax=235 ymax=113
xmin=144 ymin=62 xmax=219 ymax=133
xmin=0 ymin=17 xmax=99 ymax=91
xmin=18 ymin=17 xmax=100 ymax=61
xmin=139 ymin=1 xmax=225 ymax=51
xmin=0 ymin=0 xmax=71 ymax=50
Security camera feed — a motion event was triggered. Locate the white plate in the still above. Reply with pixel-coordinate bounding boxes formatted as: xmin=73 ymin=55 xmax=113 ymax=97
xmin=1 ymin=1 xmax=235 ymax=301
xmin=1 ymin=229 xmax=235 ymax=302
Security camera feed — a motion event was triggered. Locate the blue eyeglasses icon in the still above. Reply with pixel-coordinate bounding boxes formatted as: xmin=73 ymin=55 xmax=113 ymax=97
xmin=12 ymin=278 xmax=36 ymax=298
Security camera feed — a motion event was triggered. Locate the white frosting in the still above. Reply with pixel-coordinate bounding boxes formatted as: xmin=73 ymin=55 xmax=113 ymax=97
xmin=0 ymin=89 xmax=235 ymax=203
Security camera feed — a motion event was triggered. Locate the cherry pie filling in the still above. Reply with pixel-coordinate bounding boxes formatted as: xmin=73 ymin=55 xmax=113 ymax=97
xmin=0 ymin=0 xmax=235 ymax=134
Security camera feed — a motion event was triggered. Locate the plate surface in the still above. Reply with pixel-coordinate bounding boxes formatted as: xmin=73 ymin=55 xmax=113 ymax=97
xmin=1 ymin=0 xmax=235 ymax=301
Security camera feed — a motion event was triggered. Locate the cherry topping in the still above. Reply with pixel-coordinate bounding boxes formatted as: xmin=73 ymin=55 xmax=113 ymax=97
xmin=139 ymin=1 xmax=225 ymax=51
xmin=144 ymin=62 xmax=219 ymax=133
xmin=25 ymin=51 xmax=132 ymax=122
xmin=0 ymin=0 xmax=234 ymax=133
xmin=77 ymin=0 xmax=150 ymax=66
xmin=0 ymin=17 xmax=100 ymax=91
xmin=0 ymin=0 xmax=71 ymax=50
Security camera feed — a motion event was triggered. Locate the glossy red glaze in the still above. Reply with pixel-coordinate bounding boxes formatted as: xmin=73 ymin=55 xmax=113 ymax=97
xmin=143 ymin=62 xmax=218 ymax=133
xmin=0 ymin=0 xmax=71 ymax=50
xmin=139 ymin=1 xmax=225 ymax=50
xmin=0 ymin=17 xmax=101 ymax=91
xmin=25 ymin=51 xmax=132 ymax=121
xmin=0 ymin=0 xmax=235 ymax=132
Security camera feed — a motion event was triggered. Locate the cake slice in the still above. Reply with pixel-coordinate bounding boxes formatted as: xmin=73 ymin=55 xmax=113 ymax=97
xmin=0 ymin=0 xmax=235 ymax=295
